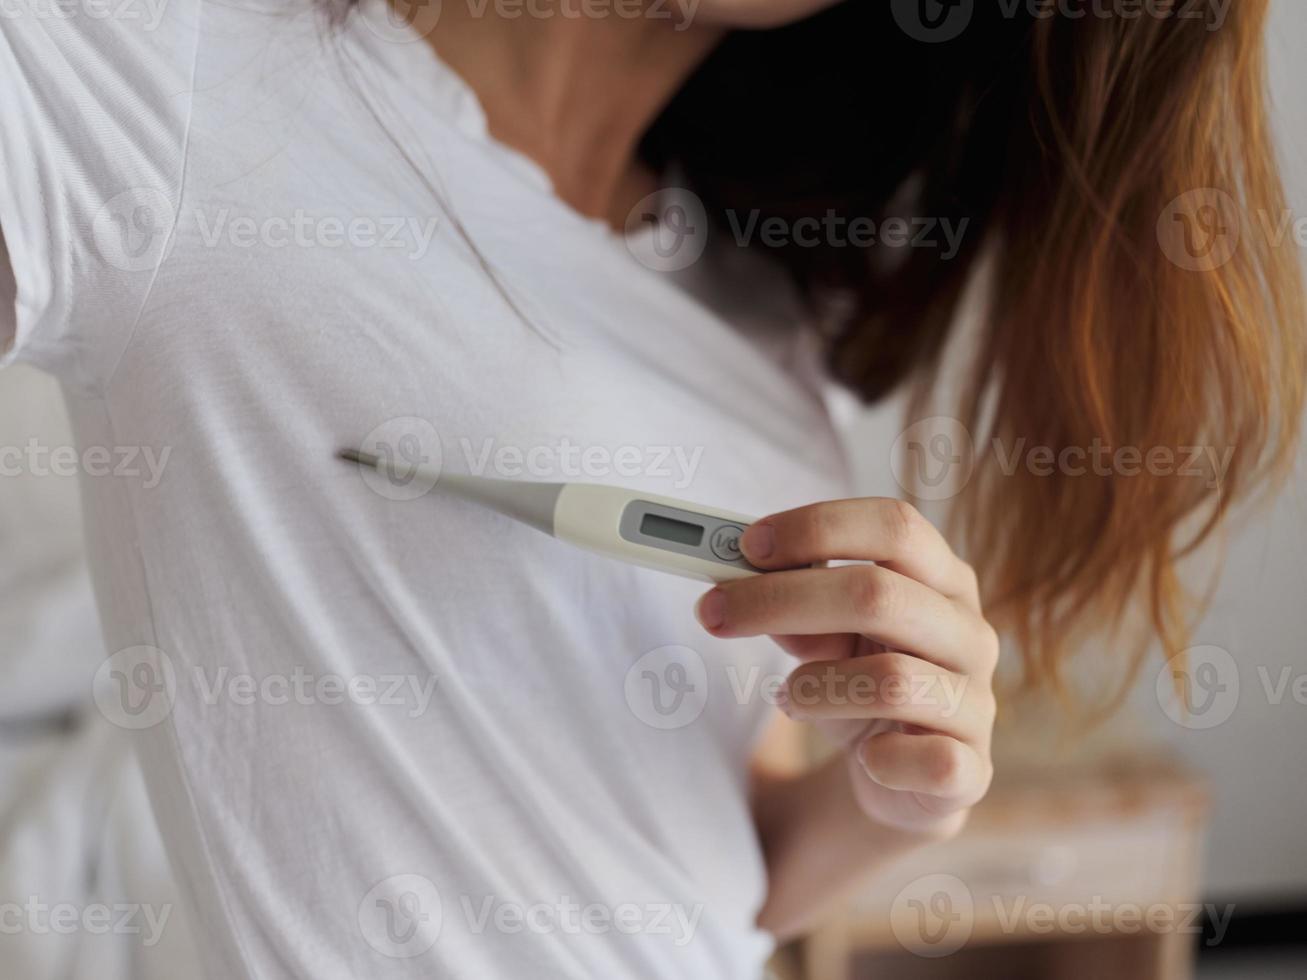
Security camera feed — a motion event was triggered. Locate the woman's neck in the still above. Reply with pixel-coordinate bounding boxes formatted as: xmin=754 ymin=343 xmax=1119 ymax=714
xmin=417 ymin=7 xmax=724 ymax=227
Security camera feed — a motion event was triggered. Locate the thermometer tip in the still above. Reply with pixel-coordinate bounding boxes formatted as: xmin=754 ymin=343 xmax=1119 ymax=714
xmin=338 ymin=447 xmax=381 ymax=468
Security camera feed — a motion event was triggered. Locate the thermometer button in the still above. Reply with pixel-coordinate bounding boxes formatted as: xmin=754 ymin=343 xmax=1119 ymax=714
xmin=709 ymin=524 xmax=746 ymax=562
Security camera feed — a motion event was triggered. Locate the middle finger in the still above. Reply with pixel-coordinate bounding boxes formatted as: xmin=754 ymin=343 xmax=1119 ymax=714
xmin=697 ymin=564 xmax=987 ymax=675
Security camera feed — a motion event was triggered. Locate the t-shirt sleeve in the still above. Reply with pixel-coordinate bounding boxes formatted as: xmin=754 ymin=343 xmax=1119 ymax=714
xmin=0 ymin=1 xmax=199 ymax=392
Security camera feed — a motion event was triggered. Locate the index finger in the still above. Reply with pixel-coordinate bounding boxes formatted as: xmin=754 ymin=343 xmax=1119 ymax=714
xmin=740 ymin=498 xmax=979 ymax=608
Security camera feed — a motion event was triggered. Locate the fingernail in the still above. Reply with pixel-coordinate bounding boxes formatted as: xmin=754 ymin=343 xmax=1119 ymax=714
xmin=741 ymin=523 xmax=774 ymax=561
xmin=695 ymin=589 xmax=725 ymax=631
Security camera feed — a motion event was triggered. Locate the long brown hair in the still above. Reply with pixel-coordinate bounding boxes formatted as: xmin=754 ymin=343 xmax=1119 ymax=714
xmin=643 ymin=1 xmax=1305 ymax=709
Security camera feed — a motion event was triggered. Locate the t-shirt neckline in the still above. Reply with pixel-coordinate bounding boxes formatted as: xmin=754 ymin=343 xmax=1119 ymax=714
xmin=341 ymin=0 xmax=634 ymax=244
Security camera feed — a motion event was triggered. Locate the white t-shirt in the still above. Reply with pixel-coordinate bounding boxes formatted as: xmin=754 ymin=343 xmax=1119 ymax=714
xmin=0 ymin=2 xmax=853 ymax=976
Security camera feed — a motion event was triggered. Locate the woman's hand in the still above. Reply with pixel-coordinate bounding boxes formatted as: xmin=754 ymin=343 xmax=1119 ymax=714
xmin=696 ymin=498 xmax=997 ymax=838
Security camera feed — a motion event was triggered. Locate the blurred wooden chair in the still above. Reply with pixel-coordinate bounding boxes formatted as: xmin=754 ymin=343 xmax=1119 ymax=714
xmin=776 ymin=714 xmax=1208 ymax=980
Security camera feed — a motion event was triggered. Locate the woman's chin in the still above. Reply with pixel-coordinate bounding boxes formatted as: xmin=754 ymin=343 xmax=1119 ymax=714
xmin=690 ymin=0 xmax=844 ymax=30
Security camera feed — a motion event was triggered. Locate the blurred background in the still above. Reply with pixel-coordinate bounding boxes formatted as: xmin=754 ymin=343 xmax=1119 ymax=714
xmin=1 ymin=2 xmax=1304 ymax=978
xmin=820 ymin=3 xmax=1307 ymax=976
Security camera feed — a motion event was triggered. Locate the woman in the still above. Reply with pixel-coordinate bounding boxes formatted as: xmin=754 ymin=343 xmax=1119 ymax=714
xmin=0 ymin=0 xmax=1299 ymax=977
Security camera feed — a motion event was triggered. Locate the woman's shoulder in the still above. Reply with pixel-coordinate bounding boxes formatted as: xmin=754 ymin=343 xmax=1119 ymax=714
xmin=0 ymin=0 xmax=203 ymax=389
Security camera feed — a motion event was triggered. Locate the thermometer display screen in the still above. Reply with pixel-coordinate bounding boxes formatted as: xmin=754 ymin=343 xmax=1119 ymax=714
xmin=639 ymin=513 xmax=705 ymax=547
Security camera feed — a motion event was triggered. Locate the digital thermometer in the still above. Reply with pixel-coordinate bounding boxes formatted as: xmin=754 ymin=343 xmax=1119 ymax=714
xmin=339 ymin=449 xmax=763 ymax=583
